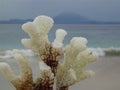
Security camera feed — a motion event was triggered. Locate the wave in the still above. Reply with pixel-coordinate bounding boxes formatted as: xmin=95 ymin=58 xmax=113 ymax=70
xmin=104 ymin=47 xmax=120 ymax=56
xmin=0 ymin=47 xmax=120 ymax=59
xmin=90 ymin=47 xmax=120 ymax=56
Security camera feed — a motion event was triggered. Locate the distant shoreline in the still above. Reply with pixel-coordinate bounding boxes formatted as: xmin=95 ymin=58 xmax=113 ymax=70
xmin=0 ymin=23 xmax=120 ymax=25
xmin=0 ymin=24 xmax=120 ymax=30
xmin=1 ymin=22 xmax=120 ymax=24
xmin=0 ymin=19 xmax=120 ymax=24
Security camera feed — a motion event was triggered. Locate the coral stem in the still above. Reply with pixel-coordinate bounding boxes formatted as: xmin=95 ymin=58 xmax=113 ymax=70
xmin=39 ymin=44 xmax=61 ymax=75
xmin=57 ymin=86 xmax=69 ymax=90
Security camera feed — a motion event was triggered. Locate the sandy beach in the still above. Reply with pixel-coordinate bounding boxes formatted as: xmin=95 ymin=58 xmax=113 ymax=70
xmin=70 ymin=56 xmax=120 ymax=90
xmin=0 ymin=56 xmax=120 ymax=90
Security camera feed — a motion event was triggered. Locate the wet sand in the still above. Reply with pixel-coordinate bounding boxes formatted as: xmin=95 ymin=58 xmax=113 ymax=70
xmin=0 ymin=56 xmax=120 ymax=90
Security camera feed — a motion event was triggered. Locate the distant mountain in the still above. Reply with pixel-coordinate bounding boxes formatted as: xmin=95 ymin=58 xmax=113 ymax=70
xmin=53 ymin=12 xmax=90 ymax=24
xmin=53 ymin=12 xmax=120 ymax=24
xmin=0 ymin=12 xmax=120 ymax=24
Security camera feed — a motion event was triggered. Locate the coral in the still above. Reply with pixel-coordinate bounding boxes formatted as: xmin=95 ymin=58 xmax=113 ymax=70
xmin=0 ymin=15 xmax=98 ymax=90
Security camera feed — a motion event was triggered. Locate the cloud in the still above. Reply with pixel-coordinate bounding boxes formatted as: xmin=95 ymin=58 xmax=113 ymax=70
xmin=0 ymin=0 xmax=120 ymax=21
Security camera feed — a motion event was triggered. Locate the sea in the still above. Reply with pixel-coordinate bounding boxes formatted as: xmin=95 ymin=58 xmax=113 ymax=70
xmin=0 ymin=24 xmax=120 ymax=58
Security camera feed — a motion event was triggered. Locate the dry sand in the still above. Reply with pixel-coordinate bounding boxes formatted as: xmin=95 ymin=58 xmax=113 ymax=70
xmin=0 ymin=56 xmax=120 ymax=90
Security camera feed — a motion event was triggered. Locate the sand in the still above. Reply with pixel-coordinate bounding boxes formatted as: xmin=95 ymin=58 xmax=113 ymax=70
xmin=0 ymin=56 xmax=120 ymax=90
xmin=70 ymin=56 xmax=120 ymax=90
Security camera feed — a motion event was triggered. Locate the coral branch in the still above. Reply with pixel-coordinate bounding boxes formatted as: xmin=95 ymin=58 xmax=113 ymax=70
xmin=12 ymin=50 xmax=33 ymax=90
xmin=56 ymin=37 xmax=98 ymax=88
xmin=0 ymin=50 xmax=33 ymax=90
xmin=21 ymin=16 xmax=54 ymax=52
xmin=0 ymin=63 xmax=17 ymax=82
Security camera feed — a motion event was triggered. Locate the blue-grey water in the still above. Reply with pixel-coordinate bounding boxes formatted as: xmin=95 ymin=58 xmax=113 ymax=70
xmin=0 ymin=24 xmax=120 ymax=50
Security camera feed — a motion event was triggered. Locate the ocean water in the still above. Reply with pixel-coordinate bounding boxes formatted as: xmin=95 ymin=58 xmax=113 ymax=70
xmin=0 ymin=24 xmax=120 ymax=57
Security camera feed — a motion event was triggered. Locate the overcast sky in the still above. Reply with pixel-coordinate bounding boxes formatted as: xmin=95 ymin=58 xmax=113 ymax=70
xmin=0 ymin=0 xmax=120 ymax=21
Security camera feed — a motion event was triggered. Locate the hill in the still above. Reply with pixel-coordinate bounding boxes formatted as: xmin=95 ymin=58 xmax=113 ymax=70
xmin=53 ymin=12 xmax=120 ymax=24
xmin=53 ymin=12 xmax=90 ymax=24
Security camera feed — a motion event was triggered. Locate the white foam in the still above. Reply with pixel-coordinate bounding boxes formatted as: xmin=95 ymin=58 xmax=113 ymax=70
xmin=0 ymin=50 xmax=13 ymax=59
xmin=90 ymin=47 xmax=120 ymax=56
xmin=0 ymin=49 xmax=36 ymax=59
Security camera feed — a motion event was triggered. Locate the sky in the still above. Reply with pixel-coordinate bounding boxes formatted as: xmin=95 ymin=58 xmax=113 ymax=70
xmin=0 ymin=0 xmax=120 ymax=22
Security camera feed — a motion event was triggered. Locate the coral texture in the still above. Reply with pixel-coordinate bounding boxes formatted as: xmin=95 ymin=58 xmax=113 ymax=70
xmin=0 ymin=15 xmax=98 ymax=90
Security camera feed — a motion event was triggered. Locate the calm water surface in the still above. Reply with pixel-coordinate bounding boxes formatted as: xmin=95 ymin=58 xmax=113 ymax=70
xmin=0 ymin=24 xmax=120 ymax=50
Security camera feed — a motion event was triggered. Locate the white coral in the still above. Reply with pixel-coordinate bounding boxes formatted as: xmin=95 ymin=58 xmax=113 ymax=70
xmin=0 ymin=15 xmax=98 ymax=90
